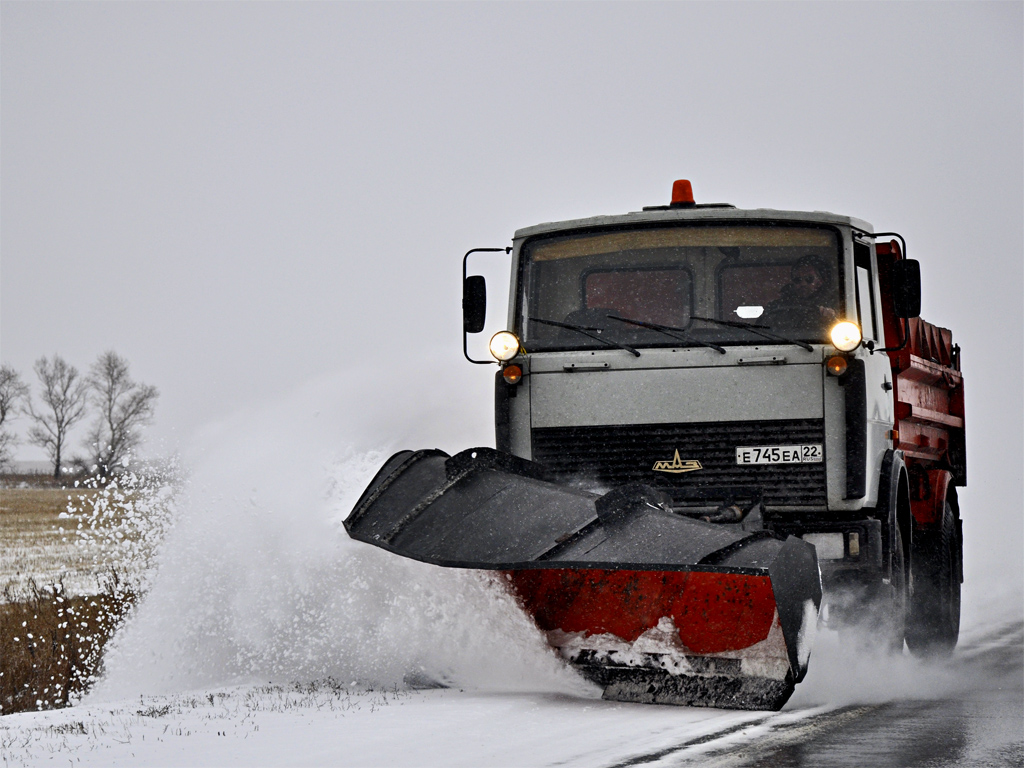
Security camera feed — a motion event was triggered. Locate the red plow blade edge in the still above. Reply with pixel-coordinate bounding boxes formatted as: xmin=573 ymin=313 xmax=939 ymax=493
xmin=509 ymin=568 xmax=798 ymax=709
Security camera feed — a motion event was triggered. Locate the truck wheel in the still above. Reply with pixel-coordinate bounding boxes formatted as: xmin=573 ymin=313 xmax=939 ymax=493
xmin=906 ymin=502 xmax=961 ymax=656
xmin=850 ymin=521 xmax=907 ymax=653
xmin=878 ymin=521 xmax=907 ymax=653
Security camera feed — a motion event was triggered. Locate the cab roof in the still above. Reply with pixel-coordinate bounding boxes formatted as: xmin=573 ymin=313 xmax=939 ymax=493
xmin=513 ymin=207 xmax=875 ymax=242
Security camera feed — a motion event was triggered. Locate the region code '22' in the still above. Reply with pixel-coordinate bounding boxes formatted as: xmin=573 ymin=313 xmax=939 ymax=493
xmin=735 ymin=444 xmax=823 ymax=465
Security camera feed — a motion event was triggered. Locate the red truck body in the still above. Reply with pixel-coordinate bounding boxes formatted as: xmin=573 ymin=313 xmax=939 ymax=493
xmin=877 ymin=241 xmax=966 ymax=533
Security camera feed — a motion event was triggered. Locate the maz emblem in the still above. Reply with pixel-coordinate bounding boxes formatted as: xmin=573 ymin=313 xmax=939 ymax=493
xmin=652 ymin=450 xmax=703 ymax=474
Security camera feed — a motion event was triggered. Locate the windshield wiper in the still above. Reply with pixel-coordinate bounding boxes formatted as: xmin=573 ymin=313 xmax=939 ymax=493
xmin=529 ymin=318 xmax=641 ymax=357
xmin=607 ymin=315 xmax=726 ymax=354
xmin=689 ymin=315 xmax=814 ymax=352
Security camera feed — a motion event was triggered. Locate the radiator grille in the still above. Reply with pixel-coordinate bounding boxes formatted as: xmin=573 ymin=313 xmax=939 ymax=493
xmin=531 ymin=419 xmax=827 ymax=508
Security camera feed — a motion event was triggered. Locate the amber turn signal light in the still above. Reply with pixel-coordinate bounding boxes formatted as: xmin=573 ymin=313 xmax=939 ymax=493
xmin=826 ymin=355 xmax=848 ymax=376
xmin=502 ymin=365 xmax=523 ymax=384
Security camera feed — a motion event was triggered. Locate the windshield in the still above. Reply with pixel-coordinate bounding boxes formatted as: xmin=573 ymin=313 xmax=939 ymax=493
xmin=519 ymin=224 xmax=842 ymax=351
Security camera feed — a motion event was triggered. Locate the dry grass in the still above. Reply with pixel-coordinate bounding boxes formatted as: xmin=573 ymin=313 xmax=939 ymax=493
xmin=0 ymin=489 xmax=132 ymax=597
xmin=0 ymin=488 xmax=98 ymax=529
xmin=0 ymin=575 xmax=137 ymax=714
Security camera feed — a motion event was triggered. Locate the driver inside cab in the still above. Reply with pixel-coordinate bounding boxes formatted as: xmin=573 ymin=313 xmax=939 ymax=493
xmin=761 ymin=254 xmax=839 ymax=332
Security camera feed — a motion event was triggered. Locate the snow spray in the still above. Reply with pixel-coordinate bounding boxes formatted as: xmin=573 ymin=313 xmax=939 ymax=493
xmin=91 ymin=365 xmax=594 ymax=701
xmin=788 ymin=587 xmax=1023 ymax=709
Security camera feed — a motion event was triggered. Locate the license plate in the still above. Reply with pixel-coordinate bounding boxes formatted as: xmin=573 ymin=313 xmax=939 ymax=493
xmin=735 ymin=444 xmax=823 ymax=465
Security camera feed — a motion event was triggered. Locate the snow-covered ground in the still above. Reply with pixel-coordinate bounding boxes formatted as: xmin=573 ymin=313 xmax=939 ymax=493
xmin=2 ymin=613 xmax=1019 ymax=767
xmin=0 ymin=685 xmax=768 ymax=767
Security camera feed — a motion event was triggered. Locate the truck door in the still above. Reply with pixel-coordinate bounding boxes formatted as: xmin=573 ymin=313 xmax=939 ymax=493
xmin=854 ymin=238 xmax=895 ymax=504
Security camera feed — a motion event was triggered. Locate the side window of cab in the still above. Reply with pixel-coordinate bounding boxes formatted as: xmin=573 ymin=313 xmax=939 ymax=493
xmin=853 ymin=241 xmax=878 ymax=342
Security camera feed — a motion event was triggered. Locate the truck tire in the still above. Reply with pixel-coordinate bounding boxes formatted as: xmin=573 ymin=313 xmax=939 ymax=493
xmin=877 ymin=521 xmax=907 ymax=653
xmin=906 ymin=501 xmax=961 ymax=656
xmin=837 ymin=518 xmax=907 ymax=653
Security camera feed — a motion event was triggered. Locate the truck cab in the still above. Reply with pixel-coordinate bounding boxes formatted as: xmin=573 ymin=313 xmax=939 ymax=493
xmin=465 ymin=181 xmax=964 ymax=652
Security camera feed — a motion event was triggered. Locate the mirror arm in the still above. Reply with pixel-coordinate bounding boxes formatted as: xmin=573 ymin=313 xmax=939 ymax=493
xmin=463 ymin=247 xmax=513 ymax=365
xmin=875 ymin=317 xmax=909 ymax=354
xmin=872 ymin=232 xmax=907 ymax=261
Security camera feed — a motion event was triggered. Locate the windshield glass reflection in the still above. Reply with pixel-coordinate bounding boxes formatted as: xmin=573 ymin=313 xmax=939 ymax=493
xmin=520 ymin=224 xmax=842 ymax=351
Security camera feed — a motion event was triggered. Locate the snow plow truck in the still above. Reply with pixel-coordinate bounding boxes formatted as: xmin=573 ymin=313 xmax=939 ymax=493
xmin=345 ymin=180 xmax=966 ymax=711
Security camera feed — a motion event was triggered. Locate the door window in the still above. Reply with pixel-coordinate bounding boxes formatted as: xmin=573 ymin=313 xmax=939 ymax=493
xmin=854 ymin=243 xmax=878 ymax=341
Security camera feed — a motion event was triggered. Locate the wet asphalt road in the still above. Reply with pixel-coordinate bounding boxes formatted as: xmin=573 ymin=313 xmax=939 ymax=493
xmin=611 ymin=620 xmax=1024 ymax=768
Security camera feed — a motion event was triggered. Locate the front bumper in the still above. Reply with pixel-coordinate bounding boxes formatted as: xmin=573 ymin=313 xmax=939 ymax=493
xmin=770 ymin=518 xmax=884 ymax=584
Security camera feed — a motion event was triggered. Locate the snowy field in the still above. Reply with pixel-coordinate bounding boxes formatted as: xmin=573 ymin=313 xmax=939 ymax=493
xmin=0 ymin=486 xmax=172 ymax=599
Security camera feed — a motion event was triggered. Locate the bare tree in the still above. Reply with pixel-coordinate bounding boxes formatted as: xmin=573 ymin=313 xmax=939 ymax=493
xmin=86 ymin=351 xmax=159 ymax=479
xmin=0 ymin=364 xmax=30 ymax=471
xmin=27 ymin=355 xmax=89 ymax=479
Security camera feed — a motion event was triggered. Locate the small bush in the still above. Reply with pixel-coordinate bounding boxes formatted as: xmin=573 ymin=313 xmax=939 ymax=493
xmin=0 ymin=572 xmax=137 ymax=714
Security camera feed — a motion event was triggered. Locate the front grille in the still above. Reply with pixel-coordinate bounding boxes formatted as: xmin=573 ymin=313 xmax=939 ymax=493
xmin=531 ymin=419 xmax=827 ymax=508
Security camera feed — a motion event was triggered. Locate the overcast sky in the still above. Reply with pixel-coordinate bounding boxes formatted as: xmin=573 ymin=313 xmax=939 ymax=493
xmin=2 ymin=3 xmax=1021 ymax=575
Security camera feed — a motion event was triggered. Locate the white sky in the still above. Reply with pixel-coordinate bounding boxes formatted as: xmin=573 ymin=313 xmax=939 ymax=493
xmin=2 ymin=3 xmax=1022 ymax=575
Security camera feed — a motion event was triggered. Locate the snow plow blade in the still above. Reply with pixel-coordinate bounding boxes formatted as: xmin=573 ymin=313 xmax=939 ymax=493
xmin=344 ymin=447 xmax=822 ymax=710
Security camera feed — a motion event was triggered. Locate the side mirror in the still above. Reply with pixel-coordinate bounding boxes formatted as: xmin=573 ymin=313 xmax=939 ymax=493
xmin=892 ymin=259 xmax=921 ymax=318
xmin=463 ymin=275 xmax=487 ymax=333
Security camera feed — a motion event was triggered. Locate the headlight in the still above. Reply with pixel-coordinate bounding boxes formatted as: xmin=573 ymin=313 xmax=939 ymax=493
xmin=830 ymin=321 xmax=862 ymax=352
xmin=489 ymin=331 xmax=521 ymax=361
